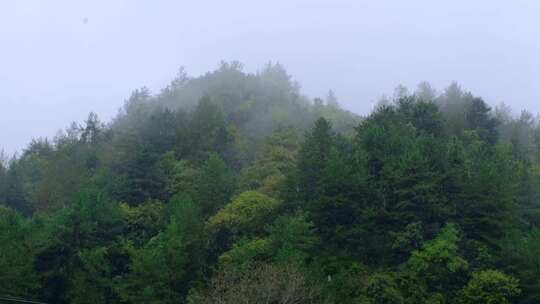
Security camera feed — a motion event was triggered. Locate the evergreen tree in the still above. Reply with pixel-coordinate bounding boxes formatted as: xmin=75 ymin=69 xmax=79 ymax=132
xmin=1 ymin=64 xmax=539 ymax=303
xmin=465 ymin=97 xmax=500 ymax=145
xmin=295 ymin=117 xmax=334 ymax=203
xmin=34 ymin=188 xmax=124 ymax=303
xmin=121 ymin=194 xmax=204 ymax=303
xmin=0 ymin=206 xmax=40 ymax=298
xmin=194 ymin=152 xmax=235 ymax=216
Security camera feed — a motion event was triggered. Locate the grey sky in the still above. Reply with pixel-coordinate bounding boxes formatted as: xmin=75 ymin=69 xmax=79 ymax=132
xmin=1 ymin=0 xmax=540 ymax=155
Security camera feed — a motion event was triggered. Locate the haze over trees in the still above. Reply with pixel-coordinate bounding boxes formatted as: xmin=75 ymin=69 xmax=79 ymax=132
xmin=1 ymin=62 xmax=540 ymax=303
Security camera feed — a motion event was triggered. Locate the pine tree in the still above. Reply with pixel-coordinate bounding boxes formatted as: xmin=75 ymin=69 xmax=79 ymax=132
xmin=296 ymin=117 xmax=334 ymax=203
xmin=194 ymin=153 xmax=235 ymax=216
xmin=465 ymin=98 xmax=500 ymax=145
xmin=121 ymin=194 xmax=204 ymax=303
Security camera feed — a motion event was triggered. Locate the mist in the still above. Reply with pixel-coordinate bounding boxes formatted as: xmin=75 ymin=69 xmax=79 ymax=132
xmin=5 ymin=2 xmax=540 ymax=302
xmin=2 ymin=0 xmax=540 ymax=155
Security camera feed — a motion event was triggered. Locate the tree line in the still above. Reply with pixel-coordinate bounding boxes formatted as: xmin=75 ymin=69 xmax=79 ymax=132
xmin=1 ymin=62 xmax=540 ymax=303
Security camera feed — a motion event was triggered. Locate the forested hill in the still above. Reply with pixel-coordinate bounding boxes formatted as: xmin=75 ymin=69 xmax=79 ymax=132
xmin=1 ymin=62 xmax=540 ymax=303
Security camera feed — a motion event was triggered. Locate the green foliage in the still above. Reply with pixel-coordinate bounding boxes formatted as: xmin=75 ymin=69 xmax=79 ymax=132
xmin=1 ymin=66 xmax=539 ymax=303
xmin=458 ymin=270 xmax=520 ymax=304
xmin=218 ymin=212 xmax=318 ymax=267
xmin=455 ymin=140 xmax=519 ymax=245
xmin=391 ymin=221 xmax=424 ymax=261
xmin=67 ymin=244 xmax=129 ymax=304
xmin=194 ymin=152 xmax=236 ymax=216
xmin=120 ymin=194 xmax=204 ymax=303
xmin=405 ymin=224 xmax=468 ymax=293
xmin=157 ymin=155 xmax=200 ymax=201
xmin=3 ymin=147 xmax=48 ymax=214
xmin=183 ymin=96 xmax=233 ymax=160
xmin=465 ymin=98 xmax=500 ymax=145
xmin=121 ymin=199 xmax=165 ymax=246
xmin=33 ymin=188 xmax=125 ymax=303
xmin=208 ymin=190 xmax=281 ymax=235
xmin=268 ymin=213 xmax=319 ymax=265
xmin=499 ymin=229 xmax=540 ymax=303
xmin=516 ymin=164 xmax=540 ymax=227
xmin=218 ymin=237 xmax=273 ymax=267
xmin=356 ymin=272 xmax=405 ymax=304
xmin=0 ymin=206 xmax=40 ymax=297
xmin=296 ymin=117 xmax=334 ymax=203
xmin=239 ymin=127 xmax=299 ymax=196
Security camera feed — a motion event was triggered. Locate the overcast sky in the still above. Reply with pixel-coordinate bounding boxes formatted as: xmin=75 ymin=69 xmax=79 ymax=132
xmin=1 ymin=0 xmax=540 ymax=155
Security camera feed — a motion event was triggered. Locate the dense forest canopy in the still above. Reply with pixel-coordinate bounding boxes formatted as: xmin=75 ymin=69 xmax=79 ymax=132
xmin=1 ymin=62 xmax=540 ymax=303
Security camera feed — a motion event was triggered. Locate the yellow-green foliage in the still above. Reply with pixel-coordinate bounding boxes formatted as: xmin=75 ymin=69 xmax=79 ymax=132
xmin=207 ymin=191 xmax=281 ymax=234
xmin=405 ymin=223 xmax=468 ymax=294
xmin=406 ymin=224 xmax=468 ymax=275
xmin=238 ymin=128 xmax=299 ymax=196
xmin=218 ymin=238 xmax=273 ymax=266
xmin=458 ymin=270 xmax=520 ymax=304
xmin=120 ymin=200 xmax=165 ymax=245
